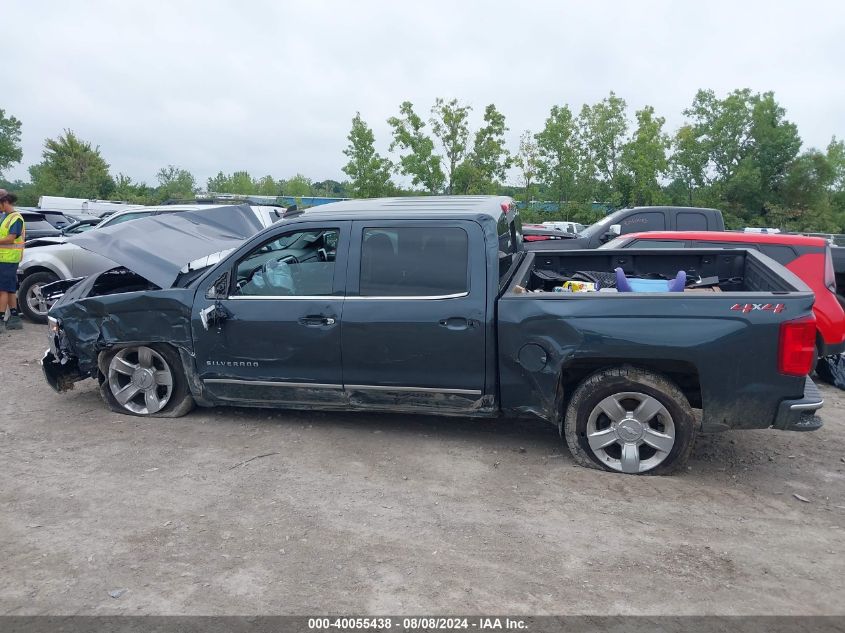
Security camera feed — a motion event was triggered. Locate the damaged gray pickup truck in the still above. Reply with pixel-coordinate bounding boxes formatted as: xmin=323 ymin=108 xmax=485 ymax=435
xmin=42 ymin=196 xmax=825 ymax=475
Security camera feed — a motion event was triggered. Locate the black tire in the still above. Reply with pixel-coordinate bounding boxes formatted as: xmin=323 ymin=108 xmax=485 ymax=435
xmin=97 ymin=344 xmax=195 ymax=418
xmin=18 ymin=271 xmax=59 ymax=324
xmin=563 ymin=366 xmax=697 ymax=475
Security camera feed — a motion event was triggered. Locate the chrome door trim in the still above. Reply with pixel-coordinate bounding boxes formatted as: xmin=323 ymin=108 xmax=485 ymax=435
xmin=226 ymin=295 xmax=344 ymax=301
xmin=345 ymin=292 xmax=469 ymax=301
xmin=225 ymin=293 xmax=469 ymax=301
xmin=204 ymin=378 xmax=344 ymax=390
xmin=346 ymin=384 xmax=482 ymax=395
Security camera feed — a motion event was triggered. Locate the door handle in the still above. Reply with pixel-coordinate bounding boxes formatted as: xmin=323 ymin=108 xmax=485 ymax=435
xmin=438 ymin=317 xmax=474 ymax=331
xmin=299 ymin=315 xmax=336 ymax=327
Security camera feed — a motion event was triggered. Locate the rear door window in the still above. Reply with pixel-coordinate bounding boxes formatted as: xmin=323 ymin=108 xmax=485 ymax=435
xmin=360 ymin=226 xmax=468 ymax=297
xmin=676 ymin=212 xmax=708 ymax=231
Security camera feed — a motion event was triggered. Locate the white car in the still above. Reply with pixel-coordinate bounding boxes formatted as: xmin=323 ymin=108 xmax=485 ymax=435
xmin=17 ymin=203 xmax=283 ymax=322
xmin=541 ymin=221 xmax=585 ymax=235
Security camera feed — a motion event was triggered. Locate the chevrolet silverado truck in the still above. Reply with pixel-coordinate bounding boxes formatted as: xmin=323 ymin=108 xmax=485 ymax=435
xmin=42 ymin=196 xmax=824 ymax=475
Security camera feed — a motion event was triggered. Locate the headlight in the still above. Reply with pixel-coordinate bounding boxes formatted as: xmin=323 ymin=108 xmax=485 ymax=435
xmin=47 ymin=316 xmax=61 ymax=334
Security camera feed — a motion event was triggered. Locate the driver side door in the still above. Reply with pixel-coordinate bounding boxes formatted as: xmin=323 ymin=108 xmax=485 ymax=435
xmin=192 ymin=220 xmax=350 ymax=406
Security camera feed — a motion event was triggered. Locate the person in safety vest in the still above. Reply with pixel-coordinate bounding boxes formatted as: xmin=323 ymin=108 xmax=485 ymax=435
xmin=0 ymin=190 xmax=25 ymax=332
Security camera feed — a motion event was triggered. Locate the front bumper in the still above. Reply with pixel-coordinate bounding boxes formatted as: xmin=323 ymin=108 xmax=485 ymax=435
xmin=41 ymin=348 xmax=84 ymax=392
xmin=772 ymin=376 xmax=824 ymax=432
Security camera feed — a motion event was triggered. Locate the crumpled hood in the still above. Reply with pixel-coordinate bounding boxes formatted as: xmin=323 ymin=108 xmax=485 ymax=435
xmin=69 ymin=205 xmax=264 ymax=289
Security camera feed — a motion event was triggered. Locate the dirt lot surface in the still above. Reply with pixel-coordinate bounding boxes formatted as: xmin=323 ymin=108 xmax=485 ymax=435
xmin=1 ymin=322 xmax=844 ymax=616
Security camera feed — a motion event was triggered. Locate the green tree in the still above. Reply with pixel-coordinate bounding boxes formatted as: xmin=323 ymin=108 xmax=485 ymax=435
xmin=342 ymin=112 xmax=393 ymax=198
xmin=513 ymin=130 xmax=541 ymax=202
xmin=112 ymin=173 xmax=152 ymax=204
xmin=206 ymin=171 xmax=256 ymax=194
xmin=255 ymin=175 xmax=282 ymax=196
xmin=622 ymin=106 xmax=670 ymax=206
xmin=29 ymin=130 xmax=114 ymax=199
xmin=456 ymin=104 xmax=510 ymax=194
xmin=0 ymin=109 xmax=23 ymax=176
xmin=155 ymin=165 xmax=196 ymax=201
xmin=430 ymin=98 xmax=472 ymax=194
xmin=781 ymin=151 xmax=833 ymax=210
xmin=388 ymin=101 xmax=444 ymax=194
xmin=283 ymin=173 xmax=312 ymax=197
xmin=669 ymin=124 xmax=709 ymax=205
xmin=535 ymin=105 xmax=579 ymax=212
xmin=682 ymin=89 xmax=801 ymax=217
xmin=578 ymin=92 xmax=629 ymax=203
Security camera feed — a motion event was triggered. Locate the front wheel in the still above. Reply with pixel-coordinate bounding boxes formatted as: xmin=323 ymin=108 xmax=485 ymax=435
xmin=18 ymin=271 xmax=59 ymax=323
xmin=98 ymin=344 xmax=194 ymax=417
xmin=563 ymin=366 xmax=697 ymax=475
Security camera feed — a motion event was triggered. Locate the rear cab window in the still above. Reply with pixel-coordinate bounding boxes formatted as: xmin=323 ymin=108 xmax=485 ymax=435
xmin=676 ymin=212 xmax=708 ymax=231
xmin=497 ymin=209 xmax=523 ymax=290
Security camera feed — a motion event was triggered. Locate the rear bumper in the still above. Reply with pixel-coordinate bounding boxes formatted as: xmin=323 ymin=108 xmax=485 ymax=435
xmin=772 ymin=376 xmax=824 ymax=432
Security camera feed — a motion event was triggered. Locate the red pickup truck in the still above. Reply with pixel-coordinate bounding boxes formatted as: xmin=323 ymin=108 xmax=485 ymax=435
xmin=603 ymin=231 xmax=845 ymax=357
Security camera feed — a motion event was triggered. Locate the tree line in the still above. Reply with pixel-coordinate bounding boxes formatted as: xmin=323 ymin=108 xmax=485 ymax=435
xmin=2 ymin=88 xmax=844 ymax=232
xmin=345 ymin=90 xmax=845 ymax=231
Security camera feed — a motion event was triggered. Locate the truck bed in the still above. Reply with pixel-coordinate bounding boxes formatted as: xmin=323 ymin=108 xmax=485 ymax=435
xmin=497 ymin=248 xmax=816 ymax=432
xmin=511 ymin=248 xmax=805 ymax=294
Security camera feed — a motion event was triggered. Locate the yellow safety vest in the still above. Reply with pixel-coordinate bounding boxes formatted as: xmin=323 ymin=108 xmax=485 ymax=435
xmin=0 ymin=211 xmax=25 ymax=264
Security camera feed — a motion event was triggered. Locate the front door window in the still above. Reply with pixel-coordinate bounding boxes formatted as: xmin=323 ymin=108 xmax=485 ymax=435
xmin=233 ymin=229 xmax=340 ymax=297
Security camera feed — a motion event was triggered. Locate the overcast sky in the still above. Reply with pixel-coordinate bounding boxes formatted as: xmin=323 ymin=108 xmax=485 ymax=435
xmin=4 ymin=0 xmax=844 ymax=188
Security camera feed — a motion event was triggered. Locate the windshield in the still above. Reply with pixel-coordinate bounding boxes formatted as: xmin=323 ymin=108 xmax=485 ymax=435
xmin=578 ymin=209 xmax=627 ymax=240
xmin=99 ymin=211 xmax=152 ymax=228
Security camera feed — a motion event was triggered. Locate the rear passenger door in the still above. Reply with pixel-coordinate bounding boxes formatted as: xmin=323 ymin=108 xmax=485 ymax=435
xmin=341 ymin=220 xmax=487 ymax=411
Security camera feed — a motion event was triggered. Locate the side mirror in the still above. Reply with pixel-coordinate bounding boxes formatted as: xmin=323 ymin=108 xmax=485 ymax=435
xmin=601 ymin=224 xmax=622 ymax=243
xmin=205 ymin=272 xmax=230 ymax=300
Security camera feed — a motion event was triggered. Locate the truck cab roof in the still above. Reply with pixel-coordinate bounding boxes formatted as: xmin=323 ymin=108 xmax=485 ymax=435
xmin=298 ymin=195 xmax=514 ymax=223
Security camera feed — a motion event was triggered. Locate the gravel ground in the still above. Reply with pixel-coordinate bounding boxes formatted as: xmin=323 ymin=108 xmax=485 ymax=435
xmin=1 ymin=322 xmax=844 ymax=615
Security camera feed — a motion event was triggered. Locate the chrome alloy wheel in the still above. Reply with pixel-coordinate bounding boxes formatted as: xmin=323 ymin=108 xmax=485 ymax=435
xmin=107 ymin=346 xmax=173 ymax=415
xmin=585 ymin=392 xmax=676 ymax=473
xmin=26 ymin=283 xmax=54 ymax=317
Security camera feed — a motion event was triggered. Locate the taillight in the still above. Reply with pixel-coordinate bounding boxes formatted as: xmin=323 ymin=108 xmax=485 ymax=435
xmin=824 ymin=246 xmax=836 ymax=293
xmin=778 ymin=315 xmax=817 ymax=376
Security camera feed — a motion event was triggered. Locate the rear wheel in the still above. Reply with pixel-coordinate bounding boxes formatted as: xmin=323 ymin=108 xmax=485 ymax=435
xmin=18 ymin=271 xmax=59 ymax=323
xmin=98 ymin=344 xmax=194 ymax=417
xmin=563 ymin=366 xmax=697 ymax=475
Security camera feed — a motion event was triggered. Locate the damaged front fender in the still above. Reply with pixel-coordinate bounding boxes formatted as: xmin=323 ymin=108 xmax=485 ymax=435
xmin=48 ymin=269 xmax=197 ymax=378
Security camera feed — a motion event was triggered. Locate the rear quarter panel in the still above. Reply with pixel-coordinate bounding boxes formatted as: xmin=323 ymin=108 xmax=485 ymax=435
xmin=497 ymin=291 xmax=815 ymax=432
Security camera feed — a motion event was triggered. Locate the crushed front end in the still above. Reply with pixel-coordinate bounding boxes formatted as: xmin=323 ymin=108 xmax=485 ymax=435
xmin=42 ymin=315 xmax=86 ymax=392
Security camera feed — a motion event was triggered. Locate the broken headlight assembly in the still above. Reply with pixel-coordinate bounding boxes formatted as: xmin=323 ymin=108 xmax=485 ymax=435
xmin=47 ymin=316 xmax=62 ymax=335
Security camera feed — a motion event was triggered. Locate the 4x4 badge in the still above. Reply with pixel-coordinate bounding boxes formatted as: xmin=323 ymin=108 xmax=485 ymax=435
xmin=731 ymin=303 xmax=785 ymax=314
